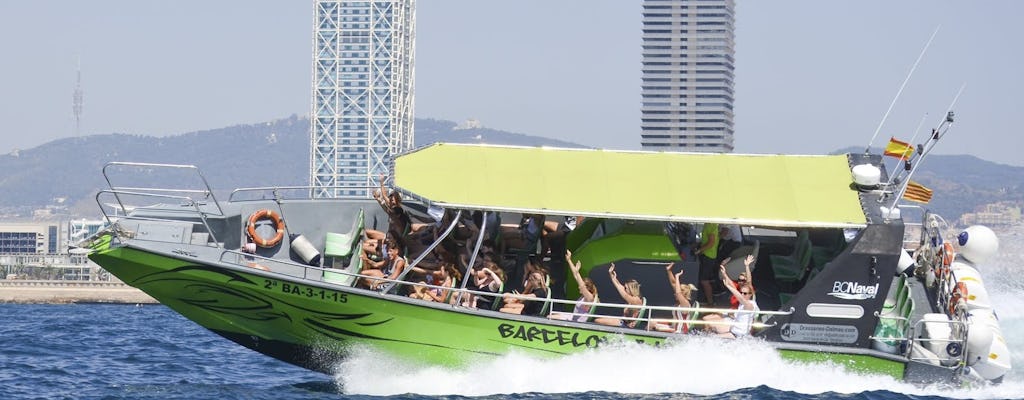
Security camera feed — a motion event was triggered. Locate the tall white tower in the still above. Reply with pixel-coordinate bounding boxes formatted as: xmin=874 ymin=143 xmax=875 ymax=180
xmin=310 ymin=0 xmax=417 ymax=198
xmin=640 ymin=0 xmax=735 ymax=152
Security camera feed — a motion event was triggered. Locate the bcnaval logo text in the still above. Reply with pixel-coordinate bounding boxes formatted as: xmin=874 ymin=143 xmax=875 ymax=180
xmin=827 ymin=281 xmax=880 ymax=300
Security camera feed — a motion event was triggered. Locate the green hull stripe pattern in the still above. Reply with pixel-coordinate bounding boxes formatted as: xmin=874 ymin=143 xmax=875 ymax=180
xmin=779 ymin=349 xmax=905 ymax=380
xmin=90 ymin=246 xmax=906 ymax=378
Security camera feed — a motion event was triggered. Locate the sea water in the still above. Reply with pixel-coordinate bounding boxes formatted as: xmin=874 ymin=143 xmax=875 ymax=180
xmin=2 ymin=237 xmax=1022 ymax=399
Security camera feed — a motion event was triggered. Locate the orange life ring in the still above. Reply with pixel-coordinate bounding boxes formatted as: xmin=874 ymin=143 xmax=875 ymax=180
xmin=247 ymin=209 xmax=285 ymax=248
xmin=948 ymin=282 xmax=968 ymax=315
xmin=941 ymin=242 xmax=955 ymax=266
xmin=934 ymin=242 xmax=955 ymax=279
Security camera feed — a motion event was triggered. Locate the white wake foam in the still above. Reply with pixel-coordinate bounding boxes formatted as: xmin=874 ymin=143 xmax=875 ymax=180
xmin=331 ymin=335 xmax=1023 ymax=397
xmin=332 ymin=226 xmax=1024 ymax=397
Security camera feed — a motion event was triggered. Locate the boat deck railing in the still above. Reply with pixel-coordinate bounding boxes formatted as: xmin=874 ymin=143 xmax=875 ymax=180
xmin=229 ymin=185 xmax=381 ymax=202
xmin=95 ymin=189 xmax=225 ymax=248
xmin=216 ymin=246 xmax=792 ymax=334
xmin=908 ymin=318 xmax=968 ymax=368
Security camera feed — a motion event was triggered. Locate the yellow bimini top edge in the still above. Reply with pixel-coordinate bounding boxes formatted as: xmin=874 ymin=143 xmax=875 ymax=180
xmin=393 ymin=143 xmax=867 ymax=228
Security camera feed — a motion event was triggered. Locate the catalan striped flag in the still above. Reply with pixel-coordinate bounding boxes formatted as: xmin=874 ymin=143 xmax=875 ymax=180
xmin=903 ymin=180 xmax=933 ymax=204
xmin=884 ymin=137 xmax=915 ymax=160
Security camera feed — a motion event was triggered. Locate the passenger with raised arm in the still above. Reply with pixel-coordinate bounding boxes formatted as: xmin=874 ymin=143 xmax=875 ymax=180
xmin=702 ymin=265 xmax=759 ymax=338
xmin=359 ymin=239 xmax=406 ymax=291
xmin=371 ymin=174 xmax=412 ymax=238
xmin=594 ymin=264 xmax=644 ymax=329
xmin=725 ymin=255 xmax=756 ymax=309
xmin=499 ymin=271 xmax=548 ymax=316
xmin=549 ymin=249 xmax=600 ymax=322
xmin=652 ymin=262 xmax=698 ymax=333
xmin=468 ymin=261 xmax=504 ymax=309
xmin=409 ymin=262 xmax=457 ymax=303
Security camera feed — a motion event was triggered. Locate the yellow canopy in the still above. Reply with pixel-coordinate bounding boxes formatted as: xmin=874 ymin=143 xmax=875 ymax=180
xmin=394 ymin=143 xmax=867 ymax=228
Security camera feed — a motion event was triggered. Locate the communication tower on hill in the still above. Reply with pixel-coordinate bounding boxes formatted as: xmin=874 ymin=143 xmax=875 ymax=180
xmin=73 ymin=57 xmax=84 ymax=137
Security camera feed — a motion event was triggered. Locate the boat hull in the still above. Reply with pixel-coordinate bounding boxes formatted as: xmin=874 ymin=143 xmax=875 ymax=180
xmin=90 ymin=245 xmax=672 ymax=372
xmin=90 ymin=244 xmax=908 ymax=379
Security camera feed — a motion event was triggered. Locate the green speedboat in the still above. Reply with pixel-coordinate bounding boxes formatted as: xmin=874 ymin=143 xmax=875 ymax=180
xmin=86 ymin=143 xmax=1011 ymax=385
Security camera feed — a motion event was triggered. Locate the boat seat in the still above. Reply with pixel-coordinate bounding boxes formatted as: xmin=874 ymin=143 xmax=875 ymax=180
xmin=810 ymin=230 xmax=847 ymax=269
xmin=323 ymin=208 xmax=365 ymax=286
xmin=723 ymin=241 xmax=760 ymax=279
xmin=655 ymin=302 xmax=696 ymax=333
xmin=442 ymin=278 xmax=458 ymax=304
xmin=536 ymin=282 xmax=552 ymax=317
xmin=770 ymin=230 xmax=812 ymax=284
xmin=634 ymin=297 xmax=649 ymax=330
xmin=490 ymin=282 xmax=506 ymax=311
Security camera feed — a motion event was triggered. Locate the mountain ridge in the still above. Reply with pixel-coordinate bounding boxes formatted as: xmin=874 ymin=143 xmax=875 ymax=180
xmin=1 ymin=116 xmax=1020 ymax=222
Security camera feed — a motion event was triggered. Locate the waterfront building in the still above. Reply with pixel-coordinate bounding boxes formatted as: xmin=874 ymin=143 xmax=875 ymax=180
xmin=640 ymin=0 xmax=735 ymax=152
xmin=0 ymin=223 xmax=59 ymax=254
xmin=309 ymin=0 xmax=417 ymax=198
xmin=960 ymin=203 xmax=1022 ymax=227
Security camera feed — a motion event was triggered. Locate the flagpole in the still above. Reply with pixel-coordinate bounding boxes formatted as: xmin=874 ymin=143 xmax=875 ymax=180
xmin=865 ymin=26 xmax=941 ymax=154
xmin=884 ymin=113 xmax=929 ymax=188
xmin=887 ymin=84 xmax=966 ymax=212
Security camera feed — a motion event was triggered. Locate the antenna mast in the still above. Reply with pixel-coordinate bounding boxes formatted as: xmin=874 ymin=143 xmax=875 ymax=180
xmin=865 ymin=26 xmax=940 ymax=153
xmin=73 ymin=56 xmax=84 ymax=137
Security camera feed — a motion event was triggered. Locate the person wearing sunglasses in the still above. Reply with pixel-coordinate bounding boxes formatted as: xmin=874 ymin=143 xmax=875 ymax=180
xmin=722 ymin=254 xmax=756 ymax=309
xmin=702 ymin=264 xmax=759 ymax=338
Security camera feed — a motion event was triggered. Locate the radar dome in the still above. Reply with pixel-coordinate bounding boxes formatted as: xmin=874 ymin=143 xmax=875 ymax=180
xmin=852 ymin=164 xmax=881 ymax=187
xmin=957 ymin=225 xmax=999 ymax=264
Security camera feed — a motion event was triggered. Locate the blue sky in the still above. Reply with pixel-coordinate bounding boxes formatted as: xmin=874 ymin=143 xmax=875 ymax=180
xmin=1 ymin=1 xmax=1021 ymax=166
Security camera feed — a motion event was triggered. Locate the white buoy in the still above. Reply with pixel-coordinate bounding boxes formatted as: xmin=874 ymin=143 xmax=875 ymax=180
xmin=957 ymin=225 xmax=999 ymax=265
xmin=965 ymin=309 xmax=995 ymax=366
xmin=967 ymin=309 xmax=1012 ymax=381
xmin=950 ymin=261 xmax=992 ymax=310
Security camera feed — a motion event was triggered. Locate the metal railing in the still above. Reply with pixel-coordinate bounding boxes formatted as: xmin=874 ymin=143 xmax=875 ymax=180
xmin=212 ymin=244 xmax=793 ymax=333
xmin=95 ymin=189 xmax=223 ymax=248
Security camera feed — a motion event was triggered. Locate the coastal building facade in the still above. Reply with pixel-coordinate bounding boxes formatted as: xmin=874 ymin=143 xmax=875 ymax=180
xmin=640 ymin=0 xmax=735 ymax=152
xmin=0 ymin=223 xmax=58 ymax=254
xmin=310 ymin=0 xmax=417 ymax=198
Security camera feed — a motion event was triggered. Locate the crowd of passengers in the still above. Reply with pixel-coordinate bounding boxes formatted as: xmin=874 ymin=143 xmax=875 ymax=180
xmin=352 ymin=176 xmax=759 ymax=338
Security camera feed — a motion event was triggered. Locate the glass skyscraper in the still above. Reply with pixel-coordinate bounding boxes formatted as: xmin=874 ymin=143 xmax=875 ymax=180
xmin=310 ymin=0 xmax=416 ymax=198
xmin=640 ymin=0 xmax=735 ymax=152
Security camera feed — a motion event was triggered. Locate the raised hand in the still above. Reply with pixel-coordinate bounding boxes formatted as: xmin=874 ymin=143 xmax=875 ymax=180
xmin=744 ymin=254 xmax=755 ymax=266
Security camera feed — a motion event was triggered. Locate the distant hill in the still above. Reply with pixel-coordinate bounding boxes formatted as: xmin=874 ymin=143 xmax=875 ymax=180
xmin=0 ymin=118 xmax=1019 ymax=222
xmin=0 ymin=116 xmax=582 ymax=219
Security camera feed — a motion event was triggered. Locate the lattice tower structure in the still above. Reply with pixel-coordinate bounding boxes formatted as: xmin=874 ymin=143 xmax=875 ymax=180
xmin=310 ymin=0 xmax=416 ymax=198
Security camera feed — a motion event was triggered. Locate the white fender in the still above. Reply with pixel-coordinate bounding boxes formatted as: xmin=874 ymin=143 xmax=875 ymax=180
xmin=956 ymin=225 xmax=999 ymax=265
xmin=972 ymin=331 xmax=1012 ymax=381
xmin=965 ymin=309 xmax=994 ymax=365
xmin=966 ymin=309 xmax=1012 ymax=381
xmin=950 ymin=261 xmax=992 ymax=310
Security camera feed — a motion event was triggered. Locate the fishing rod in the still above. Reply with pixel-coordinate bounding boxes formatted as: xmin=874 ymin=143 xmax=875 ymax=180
xmin=865 ymin=26 xmax=941 ymax=154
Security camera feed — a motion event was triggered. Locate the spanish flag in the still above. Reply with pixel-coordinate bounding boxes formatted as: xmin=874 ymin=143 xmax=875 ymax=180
xmin=884 ymin=137 xmax=915 ymax=160
xmin=903 ymin=180 xmax=933 ymax=204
